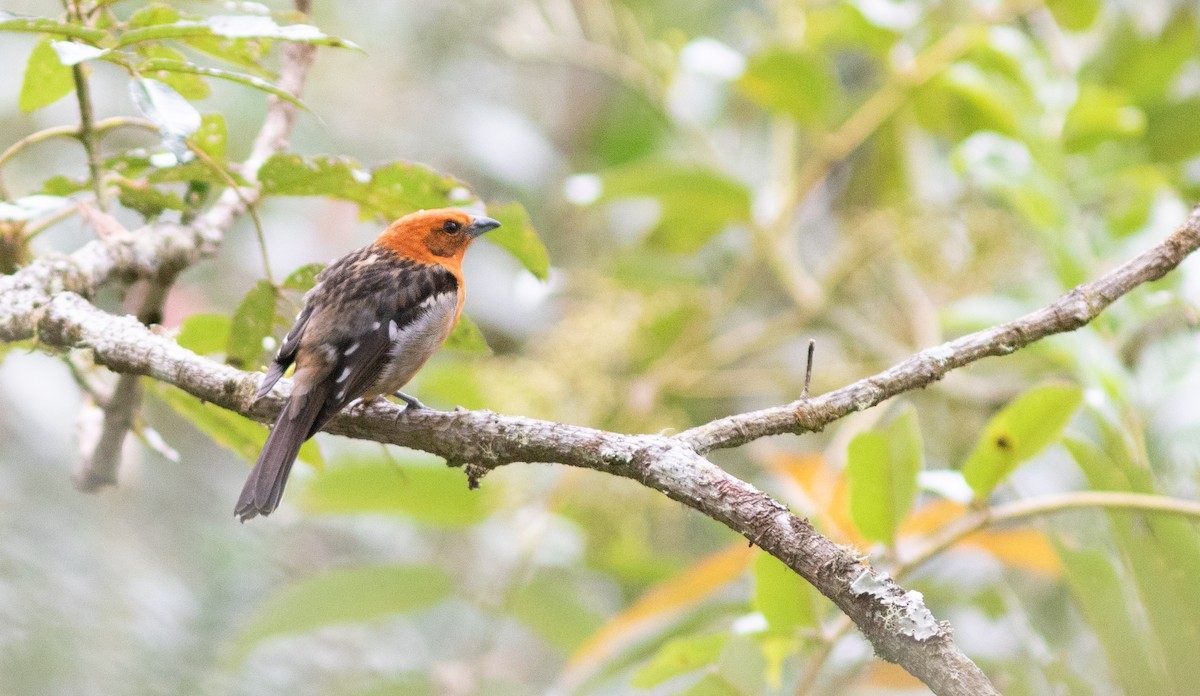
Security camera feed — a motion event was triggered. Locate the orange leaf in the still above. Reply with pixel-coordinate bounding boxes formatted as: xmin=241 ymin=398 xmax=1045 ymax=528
xmin=765 ymin=452 xmax=863 ymax=546
xmin=899 ymin=499 xmax=967 ymax=537
xmin=962 ymin=528 xmax=1064 ymax=576
xmin=856 ymin=660 xmax=926 ymax=688
xmin=560 ymin=544 xmax=754 ymax=690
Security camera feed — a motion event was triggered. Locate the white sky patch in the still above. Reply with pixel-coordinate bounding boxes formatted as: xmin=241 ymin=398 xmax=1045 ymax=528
xmin=680 ymin=38 xmax=746 ymax=81
xmin=917 ymin=469 xmax=974 ymax=504
xmin=0 ymin=195 xmax=71 ymax=221
xmin=50 ymin=41 xmax=108 ymax=66
xmin=854 ymin=0 xmax=921 ymax=31
xmin=149 ymin=152 xmax=179 ymax=168
xmin=563 ymin=174 xmax=602 ymax=205
xmin=456 ymin=105 xmax=558 ymax=188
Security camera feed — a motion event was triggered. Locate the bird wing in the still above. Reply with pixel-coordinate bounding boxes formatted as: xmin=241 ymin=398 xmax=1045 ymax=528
xmin=300 ymin=252 xmax=460 ymax=436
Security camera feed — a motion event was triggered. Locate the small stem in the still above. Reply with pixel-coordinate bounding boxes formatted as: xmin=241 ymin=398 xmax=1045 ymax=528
xmin=898 ymin=491 xmax=1200 ymax=574
xmin=0 ymin=118 xmax=158 ymax=183
xmin=186 ymin=143 xmax=275 ymax=286
xmin=72 ymin=61 xmax=106 ymax=211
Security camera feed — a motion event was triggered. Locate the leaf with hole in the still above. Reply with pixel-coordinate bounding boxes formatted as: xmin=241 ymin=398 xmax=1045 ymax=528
xmin=961 ymin=383 xmax=1082 ymax=499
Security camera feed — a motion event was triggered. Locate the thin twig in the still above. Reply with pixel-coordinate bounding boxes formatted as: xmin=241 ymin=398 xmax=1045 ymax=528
xmin=801 ymin=339 xmax=815 ymax=399
xmin=677 ymin=205 xmax=1200 ymax=453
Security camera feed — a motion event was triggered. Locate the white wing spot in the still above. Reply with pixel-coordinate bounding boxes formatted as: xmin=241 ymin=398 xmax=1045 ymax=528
xmin=337 ymin=367 xmax=351 ymax=383
xmin=389 ymin=319 xmax=401 ymax=340
xmin=336 ymin=388 xmax=346 ymax=400
xmin=371 ymin=321 xmax=381 ymax=330
xmin=345 ymin=341 xmax=359 ymax=356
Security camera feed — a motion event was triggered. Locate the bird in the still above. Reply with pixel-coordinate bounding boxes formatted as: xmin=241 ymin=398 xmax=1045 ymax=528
xmin=235 ymin=208 xmax=500 ymax=521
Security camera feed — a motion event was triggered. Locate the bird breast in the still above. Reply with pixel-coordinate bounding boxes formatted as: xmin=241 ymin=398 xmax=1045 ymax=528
xmin=366 ymin=291 xmax=458 ymax=397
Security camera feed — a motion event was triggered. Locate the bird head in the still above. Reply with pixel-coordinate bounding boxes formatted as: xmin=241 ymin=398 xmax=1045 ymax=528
xmin=375 ymin=208 xmax=501 ymax=265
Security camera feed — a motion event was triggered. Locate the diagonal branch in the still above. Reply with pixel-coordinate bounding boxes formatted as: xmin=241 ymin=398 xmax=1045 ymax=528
xmin=677 ymin=204 xmax=1200 ymax=453
xmin=33 ymin=290 xmax=997 ymax=695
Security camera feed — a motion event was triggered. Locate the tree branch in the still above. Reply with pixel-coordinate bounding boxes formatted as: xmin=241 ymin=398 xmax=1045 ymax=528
xmin=677 ymin=204 xmax=1200 ymax=453
xmin=7 ymin=201 xmax=1200 ymax=696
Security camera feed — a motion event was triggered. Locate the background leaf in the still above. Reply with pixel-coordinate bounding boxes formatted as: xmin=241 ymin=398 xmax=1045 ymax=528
xmin=846 ymin=407 xmax=923 ymax=544
xmin=230 ymin=565 xmax=450 ymax=660
xmin=18 ymin=39 xmax=74 ymax=112
xmin=302 ymin=459 xmax=489 ymax=527
xmin=225 ymin=279 xmax=277 ymax=370
xmin=486 ymin=201 xmax=551 ymax=280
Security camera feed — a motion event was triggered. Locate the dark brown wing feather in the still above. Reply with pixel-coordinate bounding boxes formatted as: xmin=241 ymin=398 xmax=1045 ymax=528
xmin=235 ymin=247 xmax=457 ymax=521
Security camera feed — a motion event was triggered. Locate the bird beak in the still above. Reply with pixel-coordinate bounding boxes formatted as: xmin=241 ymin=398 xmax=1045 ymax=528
xmin=467 ymin=215 xmax=501 ymax=238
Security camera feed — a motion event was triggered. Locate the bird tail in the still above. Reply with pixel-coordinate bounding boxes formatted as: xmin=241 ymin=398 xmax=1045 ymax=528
xmin=235 ymin=389 xmax=324 ymax=522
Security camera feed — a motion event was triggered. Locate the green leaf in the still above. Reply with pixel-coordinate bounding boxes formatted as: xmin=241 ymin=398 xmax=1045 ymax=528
xmin=302 ymin=459 xmax=490 ymax=527
xmin=191 ymin=114 xmax=227 ymax=161
xmin=151 ymin=384 xmax=321 ymax=469
xmin=1102 ymin=167 xmax=1165 ymax=237
xmin=600 ymin=161 xmax=751 ymax=253
xmin=282 ymin=262 xmax=325 ymax=292
xmin=135 ymin=47 xmax=211 ymax=100
xmin=231 ymin=565 xmax=450 ymax=661
xmin=1046 ymin=0 xmax=1101 ymax=30
xmin=18 ymin=39 xmax=74 ymax=112
xmin=737 ymin=47 xmax=836 ymax=125
xmin=116 ymin=15 xmax=360 ymax=50
xmin=257 ymin=154 xmax=474 ymax=220
xmin=366 ymin=161 xmax=475 ymax=219
xmin=752 ymin=551 xmax=815 ymax=632
xmin=1085 ymin=17 xmax=1199 ymax=105
xmin=961 ymin=383 xmax=1083 ymax=499
xmin=136 ymin=59 xmax=306 ymax=109
xmin=39 ymin=175 xmax=90 ymax=197
xmin=509 ymin=570 xmax=606 ymax=652
xmin=443 ymin=315 xmax=491 ymax=354
xmin=127 ymin=2 xmax=181 ymax=28
xmin=1063 ymin=86 xmax=1145 ymax=153
xmin=485 ymin=201 xmax=550 ymax=280
xmin=681 ymin=674 xmax=746 ymax=696
xmin=1057 ymin=545 xmax=1168 ymax=695
xmin=226 ymin=279 xmax=277 ymax=370
xmin=631 ymin=634 xmax=729 ymax=688
xmin=846 ymin=407 xmax=923 ymax=545
xmin=913 ymin=62 xmax=1021 ymax=138
xmin=176 ymin=313 xmax=231 ymax=355
xmin=116 ymin=181 xmax=186 ymax=219
xmin=0 ymin=13 xmax=108 ymax=43
xmin=1145 ymin=98 xmax=1200 ymax=163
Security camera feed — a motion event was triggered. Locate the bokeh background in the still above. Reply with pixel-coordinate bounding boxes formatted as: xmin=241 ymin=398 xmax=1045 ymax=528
xmin=2 ymin=0 xmax=1200 ymax=694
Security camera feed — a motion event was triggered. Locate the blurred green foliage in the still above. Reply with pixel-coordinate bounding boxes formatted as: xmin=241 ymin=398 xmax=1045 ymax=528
xmin=2 ymin=0 xmax=1200 ymax=695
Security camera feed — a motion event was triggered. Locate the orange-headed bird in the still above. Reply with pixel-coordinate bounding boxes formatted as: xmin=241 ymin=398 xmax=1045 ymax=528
xmin=235 ymin=209 xmax=500 ymax=521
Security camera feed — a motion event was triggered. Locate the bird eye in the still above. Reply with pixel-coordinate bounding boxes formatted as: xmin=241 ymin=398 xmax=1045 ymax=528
xmin=443 ymin=220 xmax=462 ymax=234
